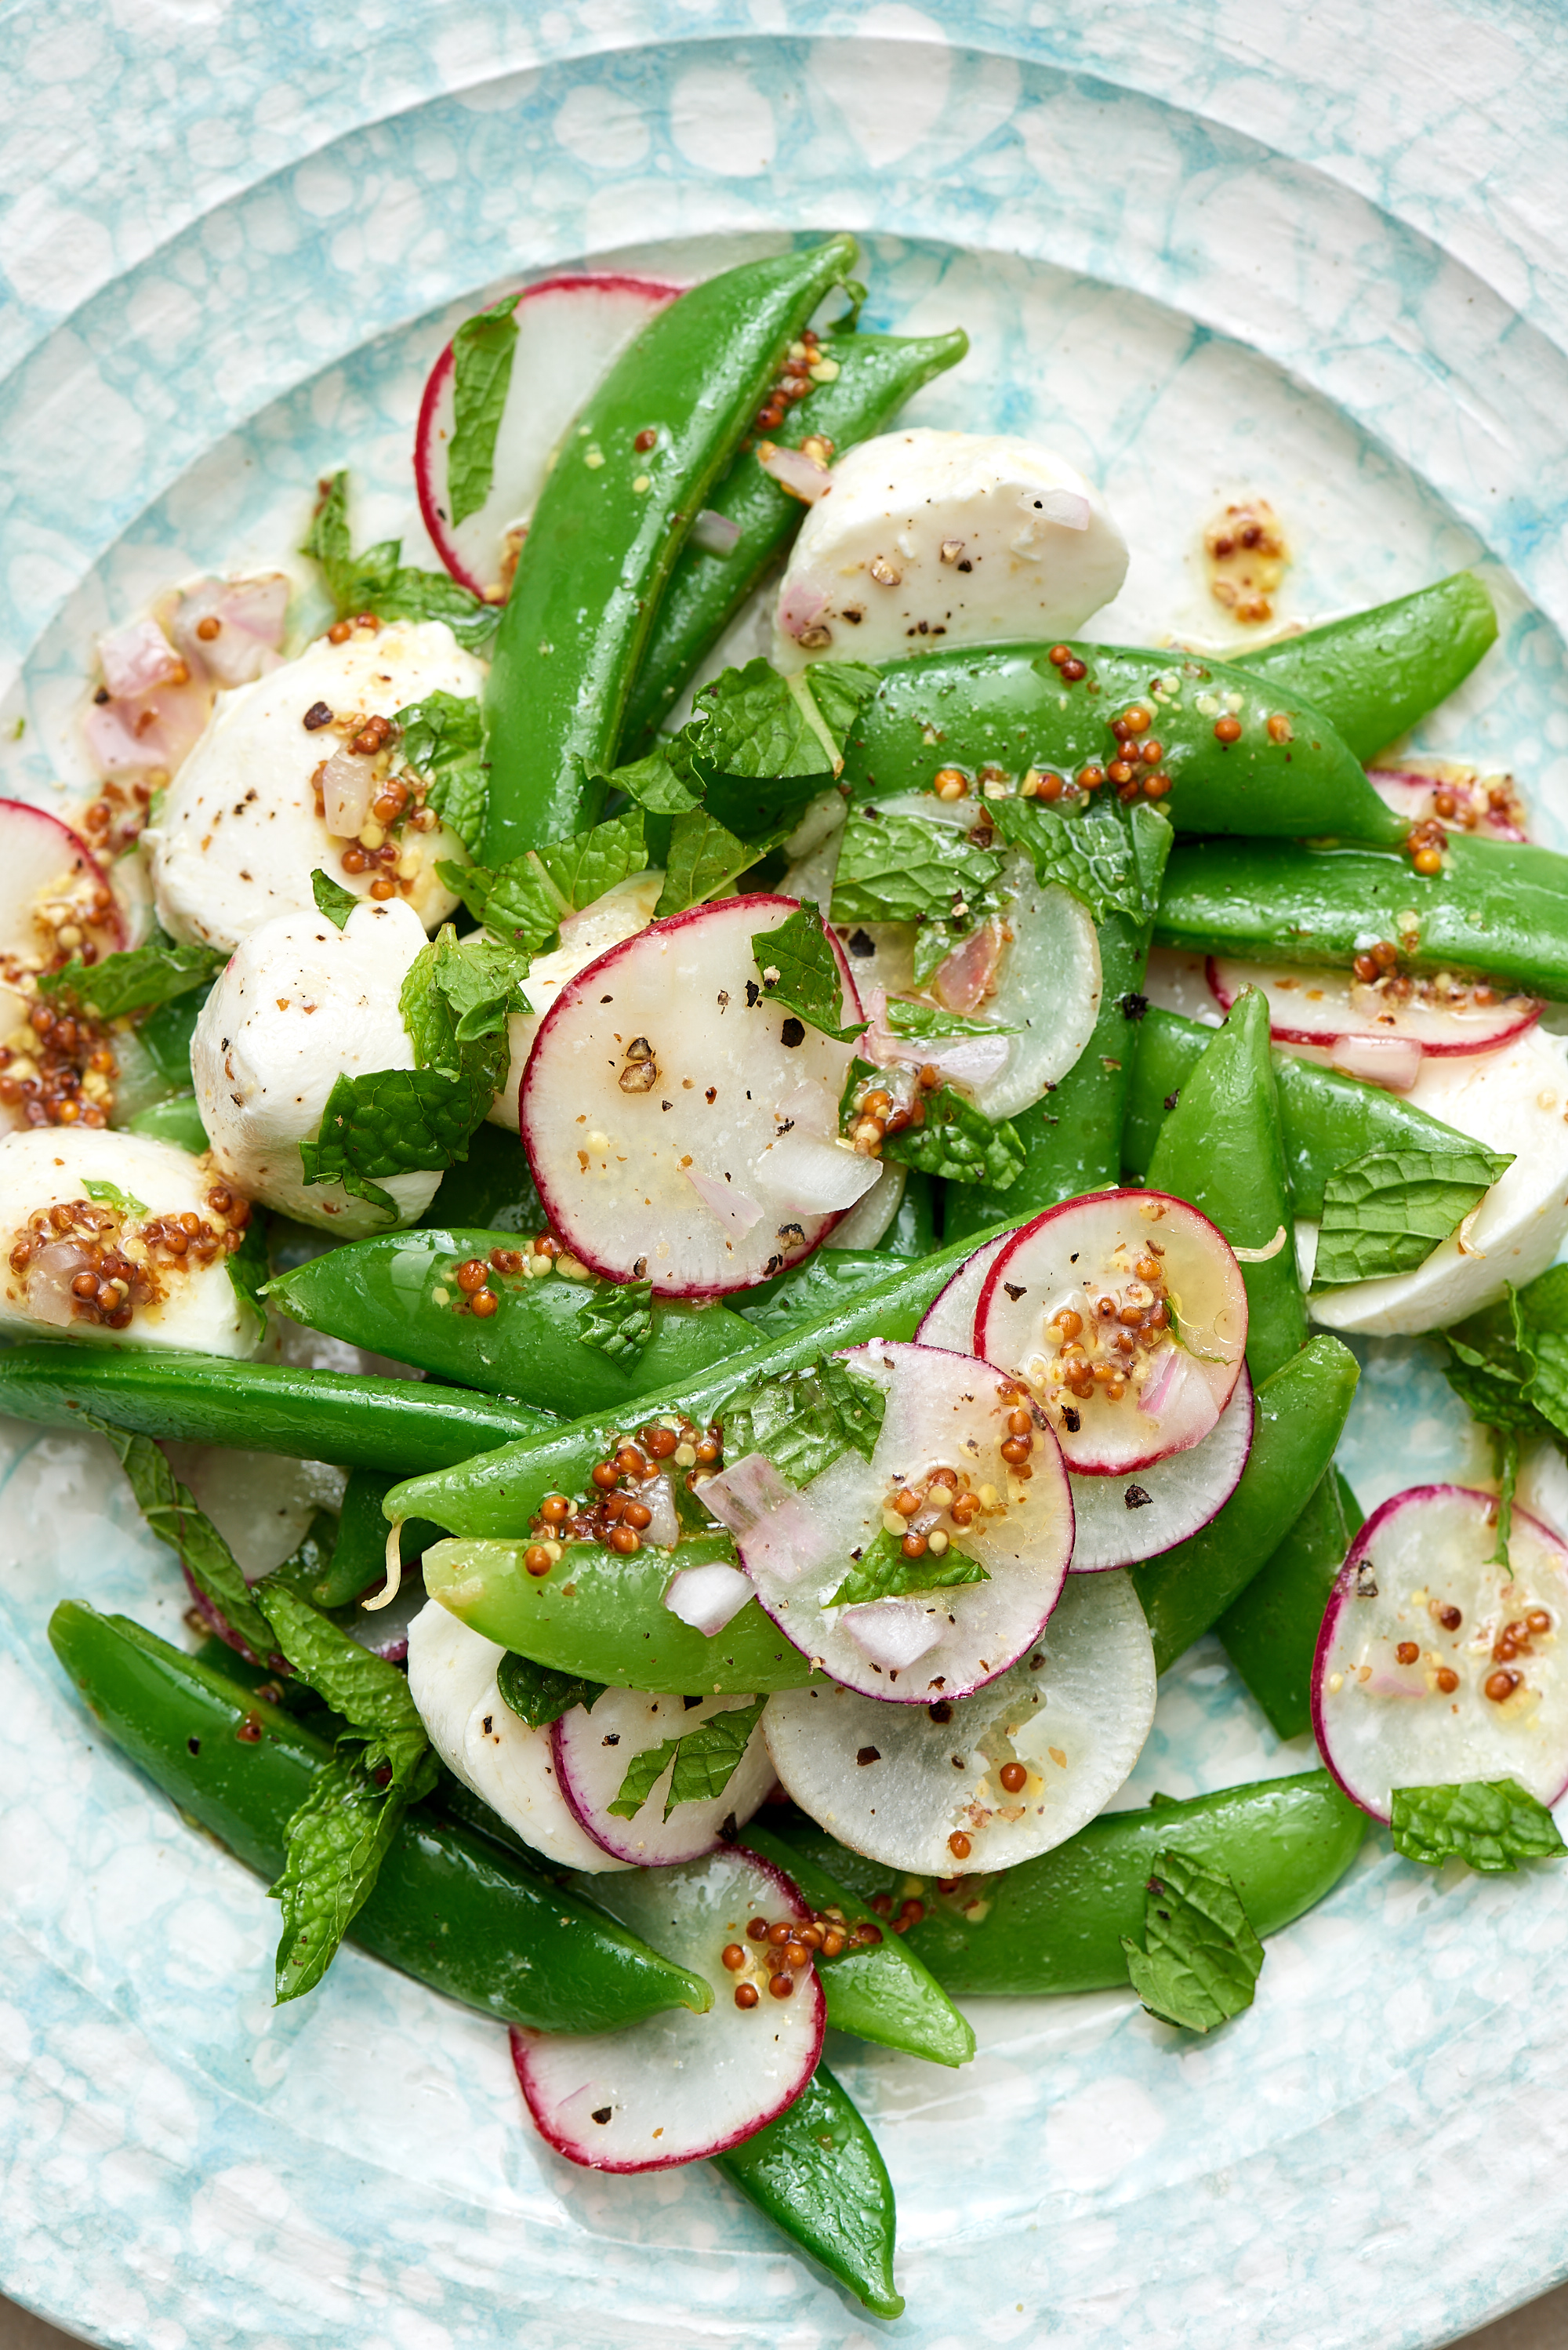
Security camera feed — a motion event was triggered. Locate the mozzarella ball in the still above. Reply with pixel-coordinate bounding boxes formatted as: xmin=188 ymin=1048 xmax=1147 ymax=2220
xmin=192 ymin=895 xmax=441 ymax=1236
xmin=486 ymin=870 xmax=664 ymax=1130
xmin=143 ymin=620 xmax=481 ymax=953
xmin=0 ymin=1126 xmax=260 ymax=1357
xmin=772 ymin=430 xmax=1127 ymax=670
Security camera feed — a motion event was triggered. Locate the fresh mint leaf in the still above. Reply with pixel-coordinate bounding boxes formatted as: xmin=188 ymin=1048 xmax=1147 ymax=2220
xmin=806 ymin=659 xmax=879 ymax=744
xmin=1390 ymin=1778 xmax=1566 ymax=1872
xmin=534 ymin=808 xmax=645 ymax=910
xmin=605 ymin=743 xmax=702 ymax=816
xmin=990 ymin=795 xmax=1174 ymax=924
xmin=880 ymin=1085 xmax=1025 ymax=1190
xmin=1119 ymin=1848 xmax=1264 ymax=2032
xmin=254 ymin=1575 xmax=430 ymax=1774
xmin=1313 ymin=1145 xmax=1514 ymax=1286
xmin=826 ymin=1523 xmax=990 ymax=1609
xmin=419 ymin=926 xmax=532 ymax=1046
xmin=881 ymin=998 xmax=1014 ymax=1043
xmin=496 ymin=1651 xmax=606 ymax=1732
xmin=830 ymin=807 xmax=1003 ymax=928
xmin=753 ymin=901 xmax=863 ymax=1041
xmin=720 ymin=1352 xmax=887 ymax=1489
xmin=578 ymin=1279 xmax=653 ymax=1365
xmin=656 ymin=808 xmax=757 ymax=917
xmin=312 ymin=868 xmax=359 ymax=929
xmin=299 ymin=1064 xmax=495 ymax=1211
xmin=301 ymin=470 xmax=496 ymax=653
xmin=82 ymin=1177 xmax=147 ymax=1217
xmin=393 ymin=690 xmax=488 ymax=850
xmin=437 ymin=855 xmax=561 ymax=955
xmin=445 ymin=295 xmax=518 ymax=528
xmin=688 ymin=659 xmax=873 ymax=842
xmin=38 ymin=927 xmax=225 ymax=1017
xmin=88 ymin=1415 xmax=275 ymax=1661
xmin=270 ymin=1749 xmax=416 ymax=2003
xmin=607 ymin=1696 xmax=767 ymax=1823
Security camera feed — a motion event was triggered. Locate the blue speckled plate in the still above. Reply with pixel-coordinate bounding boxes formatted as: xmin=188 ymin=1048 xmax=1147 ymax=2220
xmin=5 ymin=8 xmax=1568 ymax=2345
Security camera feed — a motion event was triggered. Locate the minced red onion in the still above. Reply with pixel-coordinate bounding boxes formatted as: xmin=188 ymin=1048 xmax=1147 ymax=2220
xmin=682 ymin=1164 xmax=764 ymax=1235
xmin=690 ymin=508 xmax=743 ymax=558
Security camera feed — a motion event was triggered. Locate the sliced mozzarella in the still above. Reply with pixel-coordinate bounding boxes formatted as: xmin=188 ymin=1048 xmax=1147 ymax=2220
xmin=1305 ymin=1026 xmax=1568 ymax=1336
xmin=485 ymin=870 xmax=664 ymax=1129
xmin=143 ymin=621 xmax=480 ymax=952
xmin=0 ymin=1126 xmax=259 ymax=1357
xmin=191 ymin=895 xmax=441 ymax=1236
xmin=772 ymin=430 xmax=1127 ymax=669
xmin=405 ymin=1600 xmax=629 ymax=1872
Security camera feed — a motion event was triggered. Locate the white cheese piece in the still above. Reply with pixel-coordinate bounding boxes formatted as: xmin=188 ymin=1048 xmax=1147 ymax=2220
xmin=772 ymin=429 xmax=1127 ymax=670
xmin=486 ymin=870 xmax=665 ymax=1131
xmin=0 ymin=1126 xmax=260 ymax=1357
xmin=143 ymin=620 xmax=481 ymax=953
xmin=1304 ymin=1026 xmax=1568 ymax=1336
xmin=192 ymin=895 xmax=441 ymax=1236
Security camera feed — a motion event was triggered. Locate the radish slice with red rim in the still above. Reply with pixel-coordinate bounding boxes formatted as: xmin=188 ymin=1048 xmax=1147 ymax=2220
xmin=1066 ymin=1365 xmax=1254 ymax=1571
xmin=1369 ymin=764 xmax=1527 ymax=844
xmin=976 ymin=1191 xmax=1247 ymax=1476
xmin=730 ymin=1338 xmax=1073 ymax=1704
xmin=0 ymin=801 xmax=124 ymax=972
xmin=551 ymin=1687 xmax=774 ymax=1865
xmin=416 ymin=273 xmax=682 ymax=602
xmin=915 ymin=1233 xmax=1009 ymax=1353
xmin=1312 ymin=1484 xmax=1568 ymax=1820
xmin=510 ymin=1843 xmax=824 ymax=2171
xmin=1207 ymin=954 xmax=1540 ymax=1059
xmin=763 ymin=1568 xmax=1154 ymax=1875
xmin=520 ymin=895 xmax=866 ymax=1295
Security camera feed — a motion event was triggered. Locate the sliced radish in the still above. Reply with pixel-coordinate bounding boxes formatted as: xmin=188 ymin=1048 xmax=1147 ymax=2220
xmin=551 ymin=1687 xmax=774 ymax=1866
xmin=520 ymin=895 xmax=864 ymax=1296
xmin=731 ymin=1338 xmax=1073 ymax=1704
xmin=510 ymin=1843 xmax=823 ymax=2170
xmin=405 ymin=1600 xmax=630 ymax=1872
xmin=976 ymin=1191 xmax=1247 ymax=1476
xmin=1142 ymin=946 xmax=1222 ymax=1027
xmin=1065 ymin=1366 xmax=1253 ymax=1571
xmin=1209 ymin=954 xmax=1540 ymax=1060
xmin=0 ymin=801 xmax=124 ymax=971
xmin=485 ymin=870 xmax=664 ymax=1131
xmin=1312 ymin=1485 xmax=1568 ymax=1820
xmin=1369 ymin=763 xmax=1526 ymax=844
xmin=763 ymin=1568 xmax=1154 ymax=1874
xmin=416 ymin=273 xmax=682 ymax=603
xmin=915 ymin=1233 xmax=1010 ymax=1352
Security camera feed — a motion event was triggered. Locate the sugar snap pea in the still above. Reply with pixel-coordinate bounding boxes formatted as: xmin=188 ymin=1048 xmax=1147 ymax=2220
xmin=484 ymin=236 xmax=858 ymax=860
xmin=1154 ymin=833 xmax=1568 ymax=998
xmin=126 ymin=1093 xmax=208 ymax=1152
xmin=1124 ymin=1005 xmax=1475 ymax=1215
xmin=1229 ymin=571 xmax=1497 ymax=766
xmin=771 ymin=1770 xmax=1365 ymax=1996
xmin=714 ymin=2063 xmax=903 ymax=2319
xmin=0 ymin=1345 xmax=553 ymax=1473
xmin=49 ymin=1602 xmax=710 ymax=2031
xmin=622 ymin=326 xmax=967 ymax=751
xmin=1130 ymin=1334 xmax=1359 ymax=1671
xmin=839 ymin=642 xmax=1406 ymax=842
xmin=1218 ymin=1469 xmax=1364 ymax=1739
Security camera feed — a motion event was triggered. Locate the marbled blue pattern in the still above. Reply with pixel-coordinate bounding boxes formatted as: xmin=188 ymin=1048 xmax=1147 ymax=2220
xmin=5 ymin=5 xmax=1568 ymax=2345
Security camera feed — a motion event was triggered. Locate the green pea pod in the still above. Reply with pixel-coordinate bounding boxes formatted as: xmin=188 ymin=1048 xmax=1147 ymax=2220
xmin=126 ymin=1093 xmax=209 ymax=1152
xmin=0 ymin=1345 xmax=553 ymax=1473
xmin=771 ymin=1771 xmax=1365 ymax=1996
xmin=424 ymin=1533 xmax=816 ymax=1693
xmin=385 ymin=1222 xmax=1014 ymax=1540
xmin=1154 ymin=833 xmax=1568 ymax=998
xmin=314 ymin=1468 xmax=447 ymax=1609
xmin=840 ymin=642 xmax=1406 ymax=842
xmin=48 ymin=1602 xmax=710 ymax=2031
xmin=1124 ymin=1006 xmax=1475 ymax=1215
xmin=742 ymin=1820 xmax=975 ymax=2068
xmin=1218 ymin=1468 xmax=1365 ymax=1739
xmin=1130 ymin=1334 xmax=1359 ymax=1671
xmin=732 ymin=1248 xmax=913 ymax=1346
xmin=269 ymin=1228 xmax=757 ymax=1408
xmin=714 ymin=2063 xmax=903 ymax=2319
xmin=1145 ymin=989 xmax=1307 ymax=1382
xmin=484 ymin=235 xmax=858 ymax=859
xmin=622 ymin=327 xmax=968 ymax=751
xmin=1229 ymin=571 xmax=1497 ymax=766
xmin=946 ymin=904 xmax=1157 ymax=1242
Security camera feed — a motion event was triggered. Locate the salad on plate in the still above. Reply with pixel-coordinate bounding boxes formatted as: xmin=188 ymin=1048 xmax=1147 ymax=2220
xmin=12 ymin=232 xmax=1568 ymax=2319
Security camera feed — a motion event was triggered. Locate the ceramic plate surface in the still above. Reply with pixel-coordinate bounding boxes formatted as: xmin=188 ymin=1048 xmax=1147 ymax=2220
xmin=5 ymin=6 xmax=1568 ymax=2347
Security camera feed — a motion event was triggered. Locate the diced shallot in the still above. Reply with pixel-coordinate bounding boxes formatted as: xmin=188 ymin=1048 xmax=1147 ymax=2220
xmin=97 ymin=617 xmax=183 ymax=699
xmin=690 ymin=508 xmax=743 ymax=557
xmin=699 ymin=1453 xmax=833 ymax=1585
xmin=682 ymin=1166 xmax=764 ymax=1236
xmin=861 ymin=987 xmax=1011 ymax=1088
xmin=755 ymin=1132 xmax=882 ymax=1215
xmin=320 ymin=746 xmax=379 ymax=838
xmin=839 ymin=1600 xmax=944 ymax=1672
xmin=1328 ymin=1033 xmax=1425 ymax=1092
xmin=757 ymin=441 xmax=832 ymax=503
xmin=169 ymin=574 xmax=290 ymax=688
xmin=663 ymin=1561 xmax=756 ymax=1636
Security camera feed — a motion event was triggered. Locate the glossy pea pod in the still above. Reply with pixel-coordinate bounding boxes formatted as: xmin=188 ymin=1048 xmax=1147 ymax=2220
xmin=48 ymin=1602 xmax=710 ymax=2031
xmin=1153 ymin=833 xmax=1568 ymax=999
xmin=621 ymin=326 xmax=969 ymax=752
xmin=1229 ymin=569 xmax=1497 ymax=768
xmin=838 ymin=641 xmax=1407 ymax=842
xmin=1217 ymin=1469 xmax=1365 ymax=1740
xmin=385 ymin=1219 xmax=1015 ymax=1542
xmin=771 ymin=1770 xmax=1366 ymax=1996
xmin=1123 ymin=1004 xmax=1475 ymax=1215
xmin=715 ymin=2063 xmax=903 ymax=2319
xmin=483 ymin=235 xmax=858 ymax=860
xmin=0 ymin=1346 xmax=554 ymax=1473
xmin=1130 ymin=1334 xmax=1359 ymax=1672
xmin=1145 ymin=989 xmax=1308 ymax=1382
